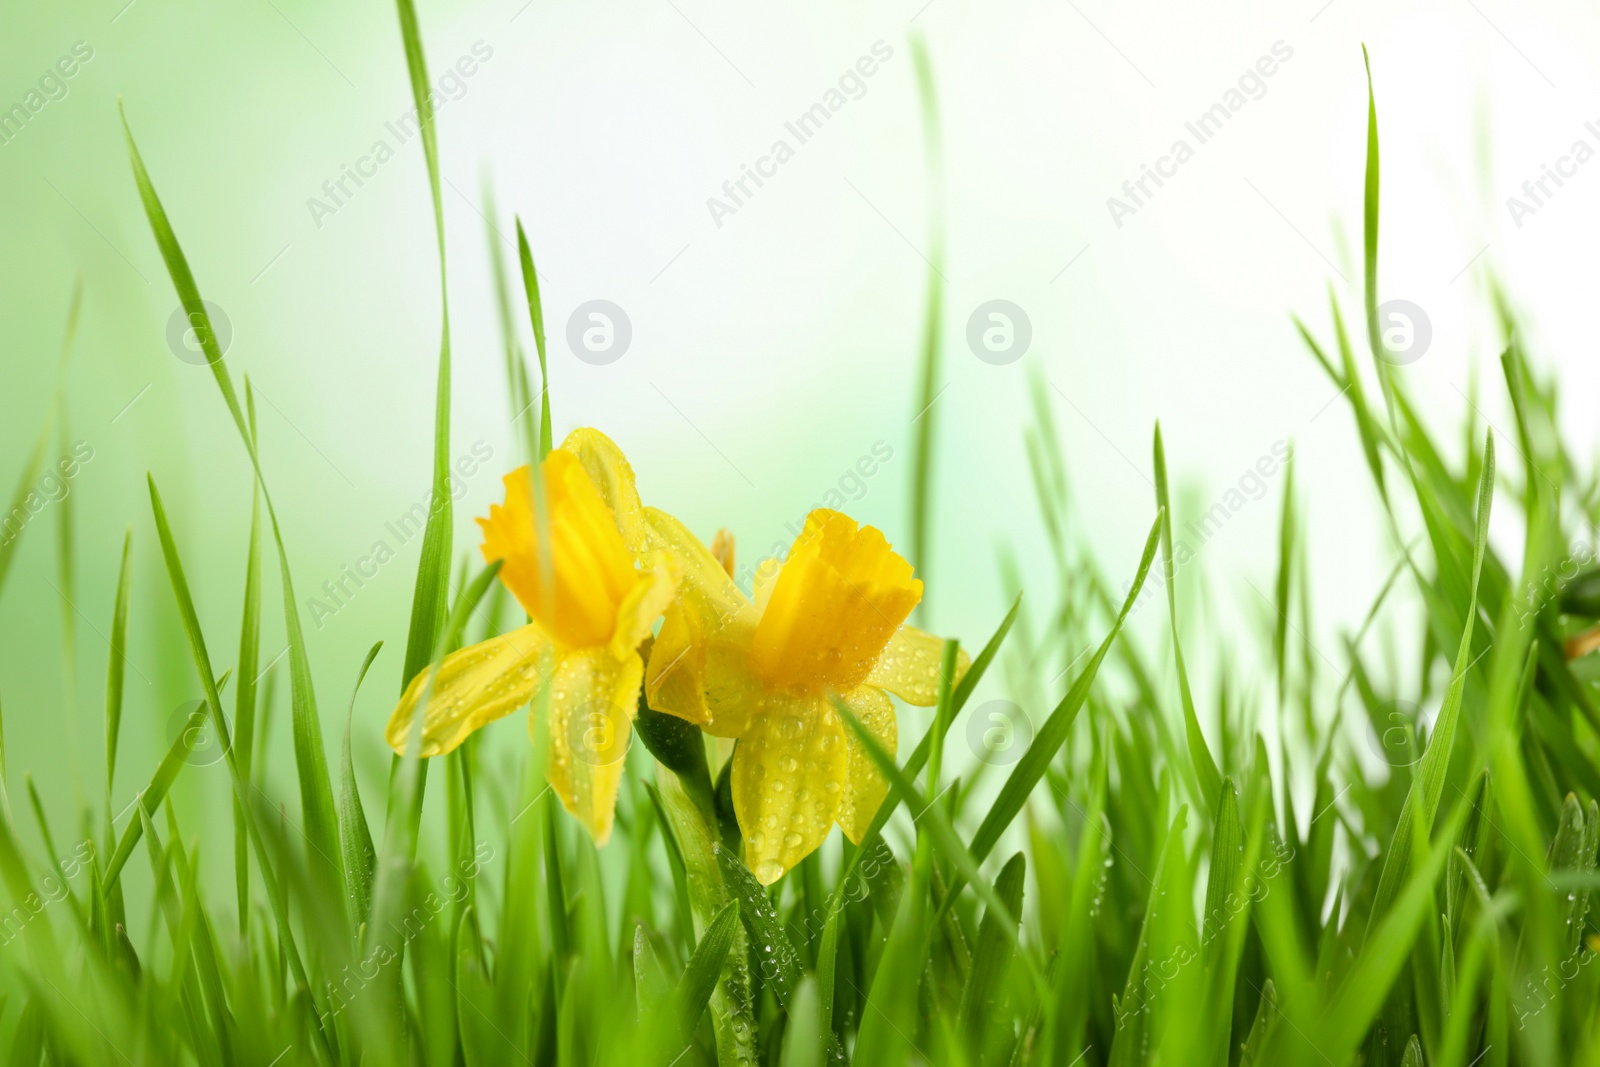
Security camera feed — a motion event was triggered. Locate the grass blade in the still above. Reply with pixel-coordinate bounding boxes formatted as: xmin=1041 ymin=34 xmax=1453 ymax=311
xmin=965 ymin=510 xmax=1162 ymax=869
xmin=673 ymin=899 xmax=738 ymax=1041
xmin=121 ymin=112 xmax=345 ymax=918
xmin=341 ymin=641 xmax=383 ymax=931
xmin=1153 ymin=423 xmax=1221 ymax=813
xmin=394 ymin=0 xmax=455 ymax=692
xmin=907 ymin=33 xmax=944 ymax=616
xmin=1368 ymin=433 xmax=1493 ymax=926
xmin=514 ymin=218 xmax=552 ymax=461
xmin=104 ymin=527 xmax=132 ymax=802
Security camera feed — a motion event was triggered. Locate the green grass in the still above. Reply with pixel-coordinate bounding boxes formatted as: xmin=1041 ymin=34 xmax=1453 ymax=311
xmin=1 ymin=10 xmax=1599 ymax=1067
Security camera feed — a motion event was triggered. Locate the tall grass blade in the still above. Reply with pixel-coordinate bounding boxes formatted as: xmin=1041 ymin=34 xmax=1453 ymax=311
xmin=907 ymin=33 xmax=944 ymax=615
xmin=394 ymin=0 xmax=456 ymax=696
xmin=120 ymin=109 xmax=345 ymax=915
xmin=340 ymin=642 xmax=383 ymax=931
xmin=1153 ymin=424 xmax=1221 ymax=812
xmin=514 ymin=218 xmax=552 ymax=461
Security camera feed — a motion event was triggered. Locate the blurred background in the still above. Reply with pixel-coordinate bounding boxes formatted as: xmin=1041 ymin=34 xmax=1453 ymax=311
xmin=1 ymin=0 xmax=1596 ymax=872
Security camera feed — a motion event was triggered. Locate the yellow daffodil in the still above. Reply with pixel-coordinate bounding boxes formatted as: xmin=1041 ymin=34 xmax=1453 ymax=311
xmin=644 ymin=508 xmax=969 ymax=884
xmin=385 ymin=429 xmax=680 ymax=844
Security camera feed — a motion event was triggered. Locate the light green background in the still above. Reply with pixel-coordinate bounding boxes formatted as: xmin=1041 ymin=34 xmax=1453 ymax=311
xmin=1 ymin=0 xmax=1592 ymax=870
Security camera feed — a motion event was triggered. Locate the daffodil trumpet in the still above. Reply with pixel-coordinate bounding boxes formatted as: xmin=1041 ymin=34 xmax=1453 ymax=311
xmin=645 ymin=508 xmax=969 ymax=884
xmin=384 ymin=429 xmax=679 ymax=844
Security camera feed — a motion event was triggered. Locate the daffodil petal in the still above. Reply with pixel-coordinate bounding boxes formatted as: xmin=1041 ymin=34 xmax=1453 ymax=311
xmin=751 ymin=510 xmax=923 ymax=693
xmin=863 ymin=625 xmax=971 ymax=706
xmin=732 ymin=696 xmax=846 ymax=884
xmin=644 ymin=507 xmax=754 ymax=625
xmin=609 ymin=550 xmax=681 ymax=660
xmin=385 ymin=624 xmax=553 ymax=757
xmin=642 ymin=506 xmax=766 ymax=734
xmin=836 ymin=686 xmax=897 ymax=843
xmin=647 ymin=607 xmax=769 ymax=736
xmin=545 ymin=647 xmax=642 ymax=845
xmin=559 ymin=428 xmax=652 ymax=555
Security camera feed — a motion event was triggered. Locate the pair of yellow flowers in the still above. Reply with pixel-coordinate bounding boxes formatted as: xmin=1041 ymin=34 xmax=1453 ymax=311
xmin=385 ymin=429 xmax=966 ymax=885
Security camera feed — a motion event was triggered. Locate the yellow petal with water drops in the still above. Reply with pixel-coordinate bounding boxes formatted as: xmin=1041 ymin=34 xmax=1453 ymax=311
xmin=559 ymin=428 xmax=653 ymax=555
xmin=732 ymin=695 xmax=847 ymax=884
xmin=386 ymin=623 xmax=554 ymax=757
xmin=479 ymin=452 xmax=637 ymax=649
xmin=751 ymin=510 xmax=923 ymax=694
xmin=544 ymin=646 xmax=643 ymax=845
xmin=836 ymin=686 xmax=897 ymax=843
xmin=864 ymin=625 xmax=971 ymax=707
xmin=608 ymin=549 xmax=681 ymax=661
xmin=644 ymin=507 xmax=756 ymax=627
xmin=646 ymin=602 xmax=768 ymax=737
xmin=641 ymin=506 xmax=766 ymax=732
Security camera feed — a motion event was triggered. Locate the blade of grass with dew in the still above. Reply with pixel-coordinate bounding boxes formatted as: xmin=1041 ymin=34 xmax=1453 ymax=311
xmin=672 ymin=899 xmax=738 ymax=1044
xmin=1037 ymin=726 xmax=1107 ymax=1062
xmin=654 ymin=768 xmax=759 ymax=1066
xmin=834 ymin=593 xmax=1020 ymax=894
xmin=341 ymin=641 xmax=383 ymax=932
xmin=120 ymin=114 xmax=345 ymax=914
xmin=715 ymin=846 xmax=843 ymax=1061
xmin=836 ymin=698 xmax=1045 ymax=995
xmin=957 ymin=850 xmax=1025 ymax=1057
xmin=1153 ymin=423 xmax=1221 ymax=815
xmin=1108 ymin=805 xmax=1193 ymax=1066
xmin=1312 ymin=801 xmax=1474 ymax=1064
